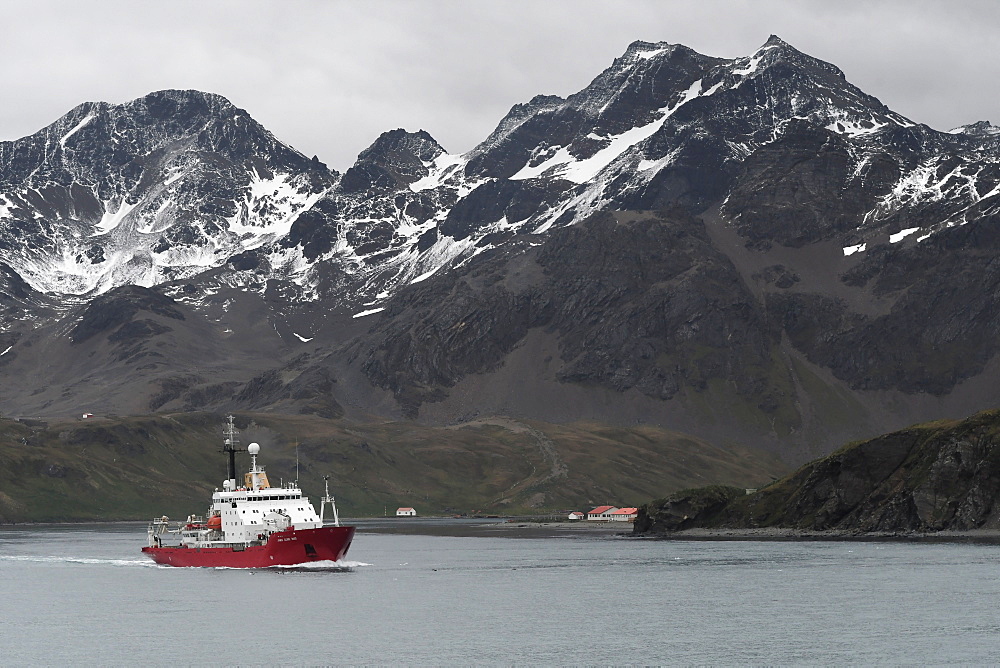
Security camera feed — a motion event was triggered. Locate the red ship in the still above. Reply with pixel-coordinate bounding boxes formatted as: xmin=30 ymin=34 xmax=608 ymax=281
xmin=141 ymin=416 xmax=355 ymax=568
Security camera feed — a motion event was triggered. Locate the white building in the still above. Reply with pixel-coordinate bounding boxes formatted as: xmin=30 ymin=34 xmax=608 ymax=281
xmin=609 ymin=507 xmax=638 ymax=521
xmin=567 ymin=511 xmax=585 ymax=520
xmin=587 ymin=506 xmax=619 ymax=521
xmin=396 ymin=507 xmax=417 ymax=517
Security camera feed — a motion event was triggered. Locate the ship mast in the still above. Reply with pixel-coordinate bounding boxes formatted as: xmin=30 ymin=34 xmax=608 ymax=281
xmin=319 ymin=475 xmax=340 ymax=527
xmin=222 ymin=415 xmax=244 ymax=488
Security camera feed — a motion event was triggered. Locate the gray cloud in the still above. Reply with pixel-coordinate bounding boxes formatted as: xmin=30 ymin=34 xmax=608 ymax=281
xmin=1 ymin=0 xmax=997 ymax=171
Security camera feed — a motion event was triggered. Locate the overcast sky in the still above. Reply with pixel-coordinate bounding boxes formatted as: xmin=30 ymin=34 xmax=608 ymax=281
xmin=2 ymin=0 xmax=997 ymax=171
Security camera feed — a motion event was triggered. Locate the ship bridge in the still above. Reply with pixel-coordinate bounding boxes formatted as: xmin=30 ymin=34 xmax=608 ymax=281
xmin=210 ymin=442 xmax=323 ymax=542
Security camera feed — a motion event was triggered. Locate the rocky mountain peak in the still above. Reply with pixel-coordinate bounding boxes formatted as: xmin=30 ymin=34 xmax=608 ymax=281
xmin=0 ymin=89 xmax=336 ymax=297
xmin=465 ymin=40 xmax=722 ymax=179
xmin=576 ymin=39 xmax=719 ymax=118
xmin=750 ymin=35 xmax=845 ymax=79
xmin=707 ymin=34 xmax=910 ymax=150
xmin=620 ymin=40 xmax=680 ymax=61
xmin=121 ymin=89 xmax=237 ymax=125
xmin=1 ymin=89 xmax=325 ymax=193
xmin=762 ymin=34 xmax=789 ymax=49
xmin=340 ymin=128 xmax=445 ymax=193
xmin=951 ymin=120 xmax=1000 ymax=137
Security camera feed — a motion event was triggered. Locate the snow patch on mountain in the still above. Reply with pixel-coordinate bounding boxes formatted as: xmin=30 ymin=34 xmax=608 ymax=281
xmin=733 ymin=54 xmax=765 ymax=77
xmin=410 ymin=153 xmax=468 ymax=192
xmin=511 ymin=78 xmax=712 ymax=184
xmin=60 ymin=114 xmax=94 ymax=146
xmin=345 ymin=232 xmax=477 ymax=296
xmin=887 ymin=160 xmax=976 ymax=209
xmin=228 ymin=172 xmax=326 ymax=241
xmin=93 ymin=199 xmax=138 ymax=235
xmin=16 ymin=243 xmax=130 ymax=295
xmin=890 ymin=228 xmax=920 ymax=243
xmin=825 ymin=115 xmax=888 ymax=137
xmin=163 ymin=167 xmax=185 ymax=186
xmin=636 ymin=47 xmax=668 ymax=61
xmin=151 ymin=240 xmax=220 ymax=271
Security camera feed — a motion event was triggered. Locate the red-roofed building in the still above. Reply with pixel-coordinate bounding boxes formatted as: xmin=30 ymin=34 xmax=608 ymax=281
xmin=567 ymin=511 xmax=585 ymax=520
xmin=396 ymin=507 xmax=417 ymax=517
xmin=609 ymin=507 xmax=638 ymax=522
xmin=587 ymin=506 xmax=618 ymax=521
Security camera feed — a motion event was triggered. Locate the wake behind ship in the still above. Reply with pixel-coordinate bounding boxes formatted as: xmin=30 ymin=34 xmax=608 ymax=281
xmin=141 ymin=416 xmax=354 ymax=567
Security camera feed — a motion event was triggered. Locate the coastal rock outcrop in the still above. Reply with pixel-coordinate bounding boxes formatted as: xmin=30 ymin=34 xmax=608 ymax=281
xmin=635 ymin=409 xmax=1000 ymax=534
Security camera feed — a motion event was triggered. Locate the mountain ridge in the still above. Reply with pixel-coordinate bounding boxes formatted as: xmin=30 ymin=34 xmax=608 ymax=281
xmin=1 ymin=36 xmax=999 ymax=469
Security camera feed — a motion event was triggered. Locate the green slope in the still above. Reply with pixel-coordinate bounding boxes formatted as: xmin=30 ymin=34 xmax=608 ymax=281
xmin=0 ymin=412 xmax=786 ymax=522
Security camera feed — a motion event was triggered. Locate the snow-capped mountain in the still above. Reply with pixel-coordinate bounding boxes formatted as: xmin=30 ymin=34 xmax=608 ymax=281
xmin=3 ymin=37 xmax=996 ymax=308
xmin=2 ymin=36 xmax=1000 ymax=463
xmin=0 ymin=90 xmax=334 ymax=298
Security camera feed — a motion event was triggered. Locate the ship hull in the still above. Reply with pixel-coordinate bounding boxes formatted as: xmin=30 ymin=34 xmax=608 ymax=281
xmin=141 ymin=526 xmax=355 ymax=568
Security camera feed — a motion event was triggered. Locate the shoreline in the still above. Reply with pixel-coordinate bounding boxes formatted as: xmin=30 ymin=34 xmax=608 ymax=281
xmin=355 ymin=519 xmax=1000 ymax=543
xmin=7 ymin=518 xmax=1000 ymax=544
xmin=631 ymin=526 xmax=1000 ymax=544
xmin=352 ymin=518 xmax=631 ymax=539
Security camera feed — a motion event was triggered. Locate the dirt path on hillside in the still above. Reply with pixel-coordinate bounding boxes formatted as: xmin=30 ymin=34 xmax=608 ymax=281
xmin=457 ymin=417 xmax=568 ymax=503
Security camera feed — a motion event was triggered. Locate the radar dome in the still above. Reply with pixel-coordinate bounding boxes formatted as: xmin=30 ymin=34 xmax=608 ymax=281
xmin=248 ymin=443 xmax=260 ymax=455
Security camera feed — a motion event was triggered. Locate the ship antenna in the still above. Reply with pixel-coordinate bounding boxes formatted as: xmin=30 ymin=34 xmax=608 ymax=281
xmin=295 ymin=440 xmax=300 ymax=487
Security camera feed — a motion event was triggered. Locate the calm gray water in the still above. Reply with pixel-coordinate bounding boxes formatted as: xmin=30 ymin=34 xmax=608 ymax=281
xmin=2 ymin=520 xmax=1000 ymax=665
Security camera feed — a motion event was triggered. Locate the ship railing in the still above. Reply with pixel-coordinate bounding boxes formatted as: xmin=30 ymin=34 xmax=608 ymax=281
xmin=147 ymin=516 xmax=181 ymax=547
xmin=148 ymin=516 xmax=172 ymax=533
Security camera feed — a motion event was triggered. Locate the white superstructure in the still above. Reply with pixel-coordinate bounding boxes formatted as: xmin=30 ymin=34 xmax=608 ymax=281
xmin=208 ymin=441 xmax=322 ymax=545
xmin=147 ymin=420 xmax=340 ymax=550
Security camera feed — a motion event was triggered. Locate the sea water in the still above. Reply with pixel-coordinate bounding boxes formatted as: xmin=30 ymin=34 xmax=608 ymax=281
xmin=2 ymin=521 xmax=999 ymax=665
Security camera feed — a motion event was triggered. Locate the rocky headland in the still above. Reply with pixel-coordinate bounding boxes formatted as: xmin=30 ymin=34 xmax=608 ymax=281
xmin=633 ymin=408 xmax=1000 ymax=538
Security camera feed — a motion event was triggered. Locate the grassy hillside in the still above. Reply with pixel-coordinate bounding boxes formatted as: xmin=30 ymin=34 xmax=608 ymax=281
xmin=0 ymin=412 xmax=786 ymax=522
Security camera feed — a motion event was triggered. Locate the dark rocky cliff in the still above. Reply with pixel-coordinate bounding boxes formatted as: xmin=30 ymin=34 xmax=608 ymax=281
xmin=634 ymin=409 xmax=1000 ymax=534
